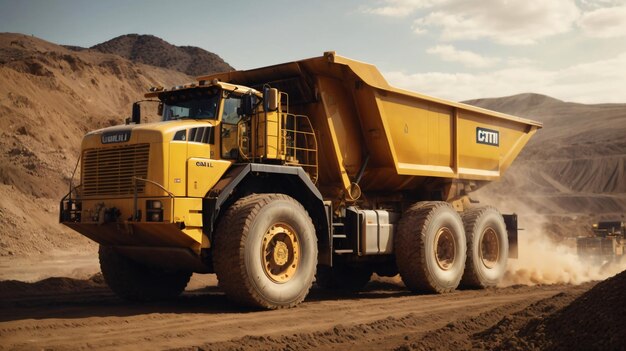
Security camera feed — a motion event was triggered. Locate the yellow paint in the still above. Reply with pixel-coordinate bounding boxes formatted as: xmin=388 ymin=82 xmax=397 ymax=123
xmin=78 ymin=197 xmax=208 ymax=249
xmin=169 ymin=141 xmax=187 ymax=196
xmin=172 ymin=197 xmax=202 ymax=224
xmin=173 ymin=197 xmax=209 ymax=250
xmin=186 ymin=158 xmax=231 ymax=197
xmin=317 ymin=76 xmax=361 ymax=197
xmin=254 ymin=110 xmax=282 ymax=160
xmin=182 ymin=227 xmax=207 ymax=250
xmin=378 ymin=93 xmax=453 ymax=174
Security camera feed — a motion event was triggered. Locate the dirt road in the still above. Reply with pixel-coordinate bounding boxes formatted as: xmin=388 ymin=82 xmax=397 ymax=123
xmin=0 ymin=274 xmax=592 ymax=351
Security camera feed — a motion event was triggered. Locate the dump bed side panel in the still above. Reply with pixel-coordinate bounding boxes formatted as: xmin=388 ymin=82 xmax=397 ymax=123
xmin=377 ymin=91 xmax=454 ymax=178
xmin=372 ymin=89 xmax=538 ymax=181
xmin=456 ymin=109 xmax=537 ymax=180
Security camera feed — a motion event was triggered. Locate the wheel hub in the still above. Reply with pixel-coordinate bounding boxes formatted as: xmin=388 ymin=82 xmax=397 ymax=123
xmin=273 ymin=241 xmax=289 ymax=266
xmin=261 ymin=223 xmax=300 ymax=283
xmin=434 ymin=227 xmax=456 ymax=271
xmin=480 ymin=227 xmax=499 ymax=269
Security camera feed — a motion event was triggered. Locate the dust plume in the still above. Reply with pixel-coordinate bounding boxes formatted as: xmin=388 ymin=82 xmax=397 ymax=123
xmin=500 ymin=215 xmax=626 ymax=287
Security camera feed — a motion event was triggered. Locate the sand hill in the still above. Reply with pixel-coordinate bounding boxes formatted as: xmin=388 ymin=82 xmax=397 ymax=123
xmin=90 ymin=34 xmax=233 ymax=76
xmin=507 ymin=268 xmax=626 ymax=350
xmin=0 ymin=33 xmax=199 ymax=257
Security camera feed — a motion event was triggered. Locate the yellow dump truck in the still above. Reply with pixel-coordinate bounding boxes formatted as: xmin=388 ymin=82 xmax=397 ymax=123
xmin=61 ymin=52 xmax=542 ymax=309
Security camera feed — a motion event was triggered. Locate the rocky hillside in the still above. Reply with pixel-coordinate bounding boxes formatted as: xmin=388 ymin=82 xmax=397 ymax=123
xmin=0 ymin=33 xmax=191 ymax=257
xmin=91 ymin=34 xmax=233 ymax=76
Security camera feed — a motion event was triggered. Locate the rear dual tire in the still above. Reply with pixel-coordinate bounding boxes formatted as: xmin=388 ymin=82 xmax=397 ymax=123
xmin=395 ymin=202 xmax=467 ymax=293
xmin=396 ymin=202 xmax=509 ymax=293
xmin=460 ymin=207 xmax=509 ymax=289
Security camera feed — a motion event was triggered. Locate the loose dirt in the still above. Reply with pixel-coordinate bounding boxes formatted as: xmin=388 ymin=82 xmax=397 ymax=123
xmin=0 ymin=274 xmax=597 ymax=351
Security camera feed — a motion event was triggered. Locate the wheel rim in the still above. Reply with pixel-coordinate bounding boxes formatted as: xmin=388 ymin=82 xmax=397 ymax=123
xmin=261 ymin=223 xmax=300 ymax=283
xmin=480 ymin=227 xmax=500 ymax=269
xmin=434 ymin=227 xmax=456 ymax=270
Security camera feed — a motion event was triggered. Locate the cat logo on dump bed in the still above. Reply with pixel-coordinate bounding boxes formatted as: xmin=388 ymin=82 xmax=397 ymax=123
xmin=476 ymin=127 xmax=499 ymax=146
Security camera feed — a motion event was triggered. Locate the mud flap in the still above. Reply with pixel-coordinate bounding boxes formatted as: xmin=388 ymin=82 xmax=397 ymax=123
xmin=503 ymin=214 xmax=518 ymax=259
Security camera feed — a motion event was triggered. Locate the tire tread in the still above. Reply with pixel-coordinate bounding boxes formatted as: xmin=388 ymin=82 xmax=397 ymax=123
xmin=460 ymin=206 xmax=507 ymax=289
xmin=213 ymin=193 xmax=315 ymax=309
xmin=396 ymin=201 xmax=462 ymax=293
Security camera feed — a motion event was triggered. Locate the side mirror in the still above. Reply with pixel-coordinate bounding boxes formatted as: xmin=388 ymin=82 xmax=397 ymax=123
xmin=131 ymin=102 xmax=141 ymax=124
xmin=157 ymin=102 xmax=163 ymax=116
xmin=241 ymin=94 xmax=255 ymax=116
xmin=265 ymin=88 xmax=279 ymax=111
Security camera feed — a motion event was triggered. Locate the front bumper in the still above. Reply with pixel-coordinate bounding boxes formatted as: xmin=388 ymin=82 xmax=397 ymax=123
xmin=60 ymin=191 xmax=207 ymax=252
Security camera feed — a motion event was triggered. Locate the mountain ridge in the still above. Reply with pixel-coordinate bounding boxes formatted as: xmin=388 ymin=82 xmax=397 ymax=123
xmin=91 ymin=34 xmax=233 ymax=76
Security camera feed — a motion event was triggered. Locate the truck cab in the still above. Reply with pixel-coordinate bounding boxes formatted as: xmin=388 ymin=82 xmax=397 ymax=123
xmin=61 ymin=79 xmax=322 ymax=273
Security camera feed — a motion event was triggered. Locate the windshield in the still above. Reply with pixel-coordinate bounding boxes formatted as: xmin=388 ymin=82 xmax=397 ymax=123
xmin=161 ymin=89 xmax=219 ymax=121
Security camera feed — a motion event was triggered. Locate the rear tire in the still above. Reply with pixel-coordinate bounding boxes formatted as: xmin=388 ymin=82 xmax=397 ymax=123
xmin=460 ymin=207 xmax=509 ymax=288
xmin=212 ymin=194 xmax=318 ymax=309
xmin=99 ymin=246 xmax=191 ymax=301
xmin=395 ymin=202 xmax=466 ymax=293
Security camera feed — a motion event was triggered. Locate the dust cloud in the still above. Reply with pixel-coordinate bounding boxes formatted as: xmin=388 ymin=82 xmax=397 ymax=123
xmin=501 ymin=215 xmax=626 ymax=287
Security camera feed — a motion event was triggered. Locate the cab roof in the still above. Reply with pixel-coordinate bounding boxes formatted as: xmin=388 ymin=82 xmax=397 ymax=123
xmin=144 ymin=80 xmax=262 ymax=100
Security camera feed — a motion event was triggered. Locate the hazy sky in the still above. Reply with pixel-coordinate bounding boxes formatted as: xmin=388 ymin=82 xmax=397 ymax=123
xmin=1 ymin=0 xmax=625 ymax=103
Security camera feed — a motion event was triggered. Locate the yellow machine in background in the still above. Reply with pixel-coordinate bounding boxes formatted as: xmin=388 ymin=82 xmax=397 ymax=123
xmin=576 ymin=221 xmax=625 ymax=260
xmin=61 ymin=52 xmax=542 ymax=309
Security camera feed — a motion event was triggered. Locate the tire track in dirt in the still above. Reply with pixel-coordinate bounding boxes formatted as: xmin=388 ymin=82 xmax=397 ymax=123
xmin=0 ymin=282 xmax=584 ymax=351
xmin=172 ymin=286 xmax=590 ymax=351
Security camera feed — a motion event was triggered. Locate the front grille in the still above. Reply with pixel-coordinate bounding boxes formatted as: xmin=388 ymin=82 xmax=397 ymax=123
xmin=82 ymin=144 xmax=150 ymax=196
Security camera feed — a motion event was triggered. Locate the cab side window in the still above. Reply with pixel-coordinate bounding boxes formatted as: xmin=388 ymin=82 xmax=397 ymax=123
xmin=222 ymin=98 xmax=241 ymax=124
xmin=221 ymin=98 xmax=242 ymax=159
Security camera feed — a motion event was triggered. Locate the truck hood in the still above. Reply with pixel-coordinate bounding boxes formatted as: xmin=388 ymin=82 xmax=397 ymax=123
xmin=82 ymin=120 xmax=215 ymax=148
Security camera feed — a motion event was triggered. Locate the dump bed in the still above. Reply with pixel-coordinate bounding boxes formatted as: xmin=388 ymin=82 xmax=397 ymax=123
xmin=199 ymin=52 xmax=542 ymax=195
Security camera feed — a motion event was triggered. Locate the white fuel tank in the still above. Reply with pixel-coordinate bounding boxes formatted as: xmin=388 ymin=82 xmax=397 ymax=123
xmin=357 ymin=209 xmax=400 ymax=255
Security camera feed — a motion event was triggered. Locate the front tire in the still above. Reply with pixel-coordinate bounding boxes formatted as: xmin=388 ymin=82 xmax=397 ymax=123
xmin=212 ymin=194 xmax=318 ymax=309
xmin=395 ymin=202 xmax=466 ymax=293
xmin=99 ymin=246 xmax=192 ymax=301
xmin=460 ymin=207 xmax=509 ymax=288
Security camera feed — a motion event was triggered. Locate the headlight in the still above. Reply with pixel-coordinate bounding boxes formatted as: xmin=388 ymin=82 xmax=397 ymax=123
xmin=150 ymin=212 xmax=162 ymax=222
xmin=146 ymin=200 xmax=163 ymax=222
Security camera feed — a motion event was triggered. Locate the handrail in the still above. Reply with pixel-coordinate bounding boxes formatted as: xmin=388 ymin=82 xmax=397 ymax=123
xmin=280 ymin=113 xmax=319 ymax=183
xmin=67 ymin=153 xmax=81 ymax=204
xmin=60 ymin=184 xmax=82 ymax=222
